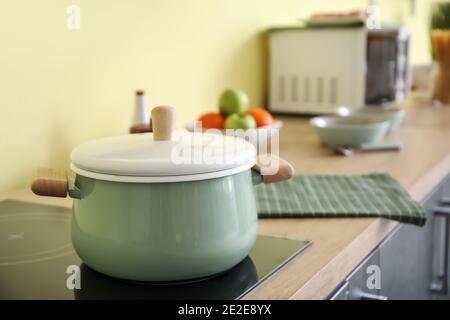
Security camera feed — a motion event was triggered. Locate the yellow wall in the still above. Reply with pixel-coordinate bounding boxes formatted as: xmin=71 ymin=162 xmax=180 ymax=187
xmin=0 ymin=0 xmax=435 ymax=193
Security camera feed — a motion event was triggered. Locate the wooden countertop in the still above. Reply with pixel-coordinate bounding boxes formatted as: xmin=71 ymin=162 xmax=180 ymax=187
xmin=3 ymin=98 xmax=450 ymax=300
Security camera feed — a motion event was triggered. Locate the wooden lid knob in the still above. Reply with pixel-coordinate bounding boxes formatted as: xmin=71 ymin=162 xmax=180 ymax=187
xmin=151 ymin=106 xmax=176 ymax=141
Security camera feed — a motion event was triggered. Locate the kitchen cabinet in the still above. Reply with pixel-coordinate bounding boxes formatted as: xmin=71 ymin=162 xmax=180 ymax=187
xmin=377 ymin=177 xmax=445 ymax=300
xmin=430 ymin=174 xmax=450 ymax=299
xmin=379 ymin=222 xmax=432 ymax=299
xmin=329 ymin=173 xmax=450 ymax=300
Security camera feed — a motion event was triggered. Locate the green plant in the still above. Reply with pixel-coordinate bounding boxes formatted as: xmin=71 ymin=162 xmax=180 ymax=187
xmin=431 ymin=2 xmax=450 ymax=30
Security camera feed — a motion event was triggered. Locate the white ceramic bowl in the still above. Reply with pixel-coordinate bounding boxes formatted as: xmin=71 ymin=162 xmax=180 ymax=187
xmin=336 ymin=106 xmax=405 ymax=133
xmin=310 ymin=116 xmax=389 ymax=148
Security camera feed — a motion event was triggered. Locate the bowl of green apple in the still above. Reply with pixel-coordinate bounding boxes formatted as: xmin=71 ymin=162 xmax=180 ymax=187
xmin=185 ymin=89 xmax=283 ymax=150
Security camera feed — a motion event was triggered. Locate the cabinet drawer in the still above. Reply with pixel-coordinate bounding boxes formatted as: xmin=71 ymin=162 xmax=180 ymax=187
xmin=429 ymin=173 xmax=450 ymax=298
xmin=379 ymin=223 xmax=429 ymax=299
xmin=378 ymin=173 xmax=448 ymax=300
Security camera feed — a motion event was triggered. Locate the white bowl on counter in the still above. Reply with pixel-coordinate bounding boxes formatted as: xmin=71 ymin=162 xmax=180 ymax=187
xmin=336 ymin=106 xmax=405 ymax=133
xmin=310 ymin=116 xmax=390 ymax=148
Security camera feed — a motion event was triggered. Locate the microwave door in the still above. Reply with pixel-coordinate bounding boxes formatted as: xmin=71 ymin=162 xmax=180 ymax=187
xmin=366 ymin=33 xmax=397 ymax=105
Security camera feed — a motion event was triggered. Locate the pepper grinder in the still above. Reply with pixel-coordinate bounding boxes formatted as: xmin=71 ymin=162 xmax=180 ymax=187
xmin=130 ymin=90 xmax=152 ymax=134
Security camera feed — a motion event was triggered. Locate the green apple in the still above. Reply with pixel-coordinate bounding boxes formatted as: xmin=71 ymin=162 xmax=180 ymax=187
xmin=224 ymin=113 xmax=256 ymax=130
xmin=219 ymin=89 xmax=250 ymax=115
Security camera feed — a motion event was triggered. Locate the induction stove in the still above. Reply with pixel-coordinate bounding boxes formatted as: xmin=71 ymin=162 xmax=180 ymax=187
xmin=0 ymin=200 xmax=311 ymax=300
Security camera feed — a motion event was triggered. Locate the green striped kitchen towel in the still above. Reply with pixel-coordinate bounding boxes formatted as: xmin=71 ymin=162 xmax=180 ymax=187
xmin=255 ymin=174 xmax=426 ymax=226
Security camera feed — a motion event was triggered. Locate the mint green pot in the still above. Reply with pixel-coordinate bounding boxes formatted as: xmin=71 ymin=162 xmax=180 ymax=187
xmin=70 ymin=170 xmax=261 ymax=282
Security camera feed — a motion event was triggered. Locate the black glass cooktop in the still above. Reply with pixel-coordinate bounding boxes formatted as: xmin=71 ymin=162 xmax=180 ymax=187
xmin=0 ymin=200 xmax=311 ymax=300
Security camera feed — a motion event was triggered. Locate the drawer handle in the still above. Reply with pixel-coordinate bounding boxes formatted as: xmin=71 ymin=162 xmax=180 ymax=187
xmin=359 ymin=292 xmax=388 ymax=300
xmin=431 ymin=206 xmax=450 ymax=295
xmin=351 ymin=289 xmax=388 ymax=300
xmin=434 ymin=206 xmax=450 ymax=216
xmin=440 ymin=197 xmax=450 ymax=206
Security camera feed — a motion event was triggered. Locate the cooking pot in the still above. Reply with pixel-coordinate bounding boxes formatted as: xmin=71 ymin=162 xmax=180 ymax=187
xmin=31 ymin=106 xmax=294 ymax=282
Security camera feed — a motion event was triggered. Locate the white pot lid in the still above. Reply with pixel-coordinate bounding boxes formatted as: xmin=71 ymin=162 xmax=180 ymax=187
xmin=70 ymin=129 xmax=256 ymax=182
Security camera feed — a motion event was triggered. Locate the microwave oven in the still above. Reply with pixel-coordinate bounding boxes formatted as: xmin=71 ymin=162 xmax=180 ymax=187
xmin=268 ymin=25 xmax=410 ymax=114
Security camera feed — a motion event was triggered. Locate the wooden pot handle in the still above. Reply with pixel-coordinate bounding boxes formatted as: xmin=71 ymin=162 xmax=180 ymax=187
xmin=151 ymin=105 xmax=176 ymax=141
xmin=31 ymin=168 xmax=68 ymax=198
xmin=253 ymin=155 xmax=295 ymax=184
